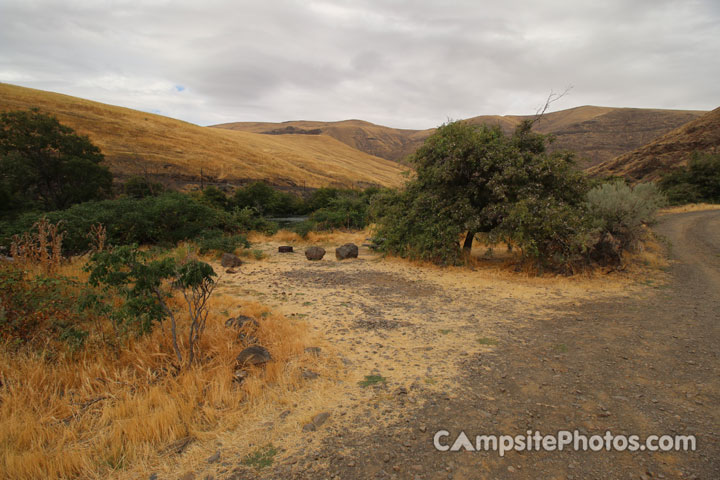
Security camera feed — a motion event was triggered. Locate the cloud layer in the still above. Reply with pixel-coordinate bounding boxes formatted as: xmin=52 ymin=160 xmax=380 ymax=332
xmin=1 ymin=0 xmax=718 ymax=128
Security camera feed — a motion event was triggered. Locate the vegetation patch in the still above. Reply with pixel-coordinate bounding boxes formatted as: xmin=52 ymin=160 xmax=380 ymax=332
xmin=358 ymin=374 xmax=387 ymax=387
xmin=241 ymin=444 xmax=279 ymax=470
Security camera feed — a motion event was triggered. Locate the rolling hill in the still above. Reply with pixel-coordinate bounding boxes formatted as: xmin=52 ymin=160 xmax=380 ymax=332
xmin=589 ymin=106 xmax=720 ymax=182
xmin=0 ymin=83 xmax=408 ymax=190
xmin=215 ymin=106 xmax=705 ymax=169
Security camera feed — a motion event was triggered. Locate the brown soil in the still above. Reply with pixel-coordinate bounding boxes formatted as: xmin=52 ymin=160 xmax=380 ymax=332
xmin=175 ymin=210 xmax=719 ymax=480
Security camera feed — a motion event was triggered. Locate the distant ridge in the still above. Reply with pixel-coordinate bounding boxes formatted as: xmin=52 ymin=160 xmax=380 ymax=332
xmin=589 ymin=106 xmax=720 ymax=182
xmin=0 ymin=83 xmax=408 ymax=190
xmin=214 ymin=106 xmax=706 ymax=169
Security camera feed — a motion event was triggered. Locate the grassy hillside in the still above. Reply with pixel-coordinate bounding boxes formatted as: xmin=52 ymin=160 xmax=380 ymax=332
xmin=216 ymin=106 xmax=705 ymax=168
xmin=0 ymin=83 xmax=408 ymax=189
xmin=589 ymin=106 xmax=720 ymax=182
xmin=213 ymin=118 xmax=424 ymax=162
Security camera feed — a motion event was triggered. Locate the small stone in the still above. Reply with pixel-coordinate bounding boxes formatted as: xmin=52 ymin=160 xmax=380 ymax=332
xmin=207 ymin=451 xmax=221 ymax=464
xmin=225 ymin=268 xmax=237 ymax=274
xmin=419 ymin=425 xmax=427 ymax=433
xmin=347 ymin=460 xmax=356 ymax=467
xmin=302 ymin=423 xmax=317 ymax=432
xmin=507 ymin=466 xmax=516 ymax=473
xmin=312 ymin=411 xmax=331 ymax=427
xmin=302 ymin=369 xmax=319 ymax=380
xmin=235 ymin=345 xmax=271 ymax=366
xmin=149 ymin=475 xmax=158 ymax=480
xmin=383 ymin=454 xmax=391 ymax=463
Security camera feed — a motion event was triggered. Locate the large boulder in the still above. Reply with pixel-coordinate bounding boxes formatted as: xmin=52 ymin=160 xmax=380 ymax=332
xmin=305 ymin=246 xmax=326 ymax=261
xmin=221 ymin=252 xmax=243 ymax=268
xmin=335 ymin=243 xmax=359 ymax=260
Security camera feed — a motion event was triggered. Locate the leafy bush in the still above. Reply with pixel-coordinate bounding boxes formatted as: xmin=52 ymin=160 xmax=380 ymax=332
xmin=292 ymin=220 xmax=316 ymax=238
xmin=586 ymin=181 xmax=666 ymax=262
xmin=231 ymin=206 xmax=279 ymax=234
xmin=0 ymin=265 xmax=97 ymax=349
xmin=122 ymin=175 xmax=165 ymax=198
xmin=232 ymin=182 xmax=303 ymax=215
xmin=371 ymin=186 xmax=466 ymax=264
xmin=1 ymin=192 xmax=231 ymax=254
xmin=195 ymin=231 xmax=249 ymax=254
xmin=310 ymin=191 xmax=372 ymax=230
xmin=86 ymin=245 xmax=217 ymax=364
xmin=659 ymin=152 xmax=720 ymax=205
xmin=495 ymin=197 xmax=595 ymax=272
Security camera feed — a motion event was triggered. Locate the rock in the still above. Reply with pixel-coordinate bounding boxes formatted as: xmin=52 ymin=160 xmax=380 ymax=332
xmin=221 ymin=253 xmax=243 ymax=268
xmin=302 ymin=369 xmax=319 ymax=380
xmin=225 ymin=315 xmax=258 ymax=330
xmin=302 ymin=422 xmax=317 ymax=432
xmin=149 ymin=475 xmax=158 ymax=480
xmin=305 ymin=246 xmax=326 ymax=261
xmin=335 ymin=243 xmax=359 ymax=260
xmin=312 ymin=411 xmax=331 ymax=427
xmin=163 ymin=436 xmax=195 ymax=455
xmin=278 ymin=246 xmax=294 ymax=253
xmin=207 ymin=451 xmax=221 ymax=464
xmin=225 ymin=268 xmax=237 ymax=274
xmin=235 ymin=346 xmax=271 ymax=366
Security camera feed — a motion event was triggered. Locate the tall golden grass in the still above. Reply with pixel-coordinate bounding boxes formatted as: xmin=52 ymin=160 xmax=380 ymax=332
xmin=0 ymin=257 xmax=319 ymax=479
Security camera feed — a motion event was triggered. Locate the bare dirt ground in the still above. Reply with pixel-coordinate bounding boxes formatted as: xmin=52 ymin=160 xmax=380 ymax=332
xmin=190 ymin=210 xmax=719 ymax=480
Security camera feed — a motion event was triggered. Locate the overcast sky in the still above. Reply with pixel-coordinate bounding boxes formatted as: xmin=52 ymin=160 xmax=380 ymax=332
xmin=1 ymin=0 xmax=718 ymax=129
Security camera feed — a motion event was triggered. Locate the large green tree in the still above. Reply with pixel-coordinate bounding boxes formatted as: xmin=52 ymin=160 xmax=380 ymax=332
xmin=0 ymin=109 xmax=112 ymax=212
xmin=373 ymin=120 xmax=590 ymax=265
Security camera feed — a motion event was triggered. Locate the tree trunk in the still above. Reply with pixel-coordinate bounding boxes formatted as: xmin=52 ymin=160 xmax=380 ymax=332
xmin=463 ymin=231 xmax=475 ymax=253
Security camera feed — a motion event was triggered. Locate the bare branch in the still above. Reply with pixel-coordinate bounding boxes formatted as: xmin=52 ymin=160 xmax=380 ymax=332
xmin=532 ymin=85 xmax=574 ymax=126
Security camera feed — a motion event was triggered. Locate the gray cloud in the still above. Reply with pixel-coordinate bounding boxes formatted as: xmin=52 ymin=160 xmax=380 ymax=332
xmin=1 ymin=0 xmax=718 ymax=128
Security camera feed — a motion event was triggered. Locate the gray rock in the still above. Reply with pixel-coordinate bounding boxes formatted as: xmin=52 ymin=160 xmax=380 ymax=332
xmin=235 ymin=345 xmax=271 ymax=366
xmin=335 ymin=243 xmax=359 ymax=260
xmin=221 ymin=253 xmax=243 ymax=268
xmin=312 ymin=411 xmax=331 ymax=427
xmin=305 ymin=246 xmax=326 ymax=260
xmin=207 ymin=451 xmax=221 ymax=464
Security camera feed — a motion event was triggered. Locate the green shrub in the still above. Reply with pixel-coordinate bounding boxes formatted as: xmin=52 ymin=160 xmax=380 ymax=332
xmin=122 ymin=176 xmax=165 ymax=198
xmin=195 ymin=231 xmax=249 ymax=254
xmin=659 ymin=152 xmax=720 ymax=205
xmin=231 ymin=206 xmax=279 ymax=234
xmin=0 ymin=192 xmax=231 ymax=254
xmin=86 ymin=245 xmax=217 ymax=364
xmin=232 ymin=182 xmax=303 ymax=215
xmin=495 ymin=196 xmax=595 ymax=272
xmin=586 ymin=181 xmax=666 ymax=262
xmin=292 ymin=220 xmax=316 ymax=238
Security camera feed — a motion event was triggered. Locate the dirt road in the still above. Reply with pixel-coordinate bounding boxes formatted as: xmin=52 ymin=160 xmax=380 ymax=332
xmin=206 ymin=210 xmax=719 ymax=480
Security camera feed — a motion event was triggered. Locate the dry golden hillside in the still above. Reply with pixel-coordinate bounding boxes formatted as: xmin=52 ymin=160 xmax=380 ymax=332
xmin=0 ymin=83 xmax=408 ymax=189
xmin=589 ymin=106 xmax=720 ymax=182
xmin=216 ymin=106 xmax=705 ymax=168
xmin=213 ymin=119 xmax=423 ymax=163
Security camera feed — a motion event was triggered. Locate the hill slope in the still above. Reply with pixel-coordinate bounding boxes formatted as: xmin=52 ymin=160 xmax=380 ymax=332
xmin=589 ymin=106 xmax=720 ymax=182
xmin=215 ymin=106 xmax=705 ymax=168
xmin=0 ymin=83 xmax=408 ymax=189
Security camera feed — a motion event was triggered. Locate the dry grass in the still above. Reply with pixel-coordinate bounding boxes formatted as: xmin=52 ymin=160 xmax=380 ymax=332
xmin=248 ymin=229 xmax=370 ymax=247
xmin=659 ymin=203 xmax=720 ymax=215
xmin=0 ymin=82 xmax=407 ymax=189
xmin=0 ymin=258 xmax=324 ymax=480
